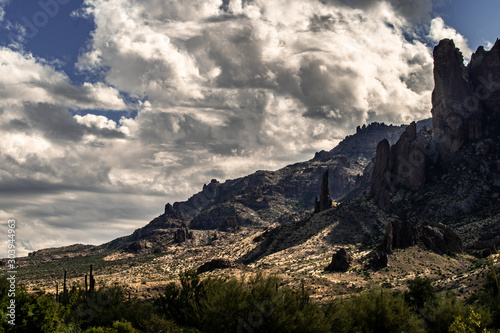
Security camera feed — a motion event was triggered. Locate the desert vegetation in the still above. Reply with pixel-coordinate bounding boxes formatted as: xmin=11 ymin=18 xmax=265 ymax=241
xmin=1 ymin=262 xmax=499 ymax=333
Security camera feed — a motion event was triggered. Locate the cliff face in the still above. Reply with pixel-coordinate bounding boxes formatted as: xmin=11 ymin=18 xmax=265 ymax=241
xmin=372 ymin=38 xmax=500 ymax=211
xmin=171 ymin=122 xmax=409 ymax=229
xmin=431 ymin=39 xmax=477 ymax=154
xmin=432 ymin=39 xmax=500 ymax=157
xmin=368 ymin=38 xmax=500 ymax=253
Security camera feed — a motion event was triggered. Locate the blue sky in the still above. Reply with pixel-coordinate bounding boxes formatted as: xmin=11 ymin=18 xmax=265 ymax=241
xmin=0 ymin=0 xmax=94 ymax=82
xmin=435 ymin=0 xmax=500 ymax=50
xmin=0 ymin=0 xmax=499 ymax=256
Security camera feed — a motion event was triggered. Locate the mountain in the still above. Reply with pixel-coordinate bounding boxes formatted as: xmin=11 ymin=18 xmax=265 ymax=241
xmin=172 ymin=121 xmax=422 ymax=230
xmin=369 ymin=39 xmax=500 ymax=255
xmin=21 ymin=120 xmax=416 ymax=258
xmin=11 ymin=39 xmax=500 ymax=305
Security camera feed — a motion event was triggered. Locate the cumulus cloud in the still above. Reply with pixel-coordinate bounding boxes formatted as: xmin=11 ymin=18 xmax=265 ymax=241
xmin=429 ymin=17 xmax=473 ymax=59
xmin=0 ymin=47 xmax=128 ymax=110
xmin=1 ymin=0 xmax=454 ymax=256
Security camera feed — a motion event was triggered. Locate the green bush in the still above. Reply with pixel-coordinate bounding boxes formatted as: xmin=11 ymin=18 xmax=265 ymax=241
xmin=3 ymin=266 xmax=500 ymax=333
xmin=326 ymin=288 xmax=424 ymax=333
xmin=0 ymin=276 xmax=69 ymax=332
xmin=424 ymin=292 xmax=492 ymax=333
xmin=405 ymin=277 xmax=437 ymax=310
xmin=155 ymin=271 xmax=330 ymax=333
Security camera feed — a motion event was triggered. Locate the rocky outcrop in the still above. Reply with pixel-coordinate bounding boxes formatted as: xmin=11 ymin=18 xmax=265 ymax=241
xmin=219 ymin=216 xmax=238 ymax=231
xmin=389 ymin=122 xmax=426 ymax=191
xmin=174 ymin=221 xmax=194 ymax=243
xmin=164 ymin=203 xmax=183 ymax=219
xmin=325 ymin=248 xmax=352 ymax=272
xmin=468 ymin=40 xmax=500 ymax=114
xmin=125 ymin=240 xmax=152 ymax=254
xmin=370 ymin=139 xmax=391 ymax=211
xmin=383 ymin=220 xmax=417 ymax=254
xmin=432 ymin=39 xmax=478 ymax=155
xmin=367 ymin=250 xmax=388 ymax=269
xmin=127 ymin=203 xmax=184 ymax=242
xmin=314 ymin=169 xmax=333 ymax=213
xmin=197 ymin=259 xmax=242 ymax=274
xmin=431 ymin=39 xmax=500 ymax=158
xmin=371 ymin=39 xmax=500 ymax=210
xmin=420 ymin=222 xmax=463 ymax=256
xmin=173 ymin=179 xmax=222 ymax=217
xmin=371 ymin=122 xmax=427 ymax=210
xmin=382 ymin=220 xmax=462 ymax=256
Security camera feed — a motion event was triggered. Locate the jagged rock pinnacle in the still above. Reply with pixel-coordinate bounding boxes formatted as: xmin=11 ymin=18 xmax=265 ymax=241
xmin=314 ymin=169 xmax=333 ymax=213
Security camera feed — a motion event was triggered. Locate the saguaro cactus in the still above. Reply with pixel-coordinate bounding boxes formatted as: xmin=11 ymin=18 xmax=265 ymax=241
xmin=89 ymin=264 xmax=95 ymax=292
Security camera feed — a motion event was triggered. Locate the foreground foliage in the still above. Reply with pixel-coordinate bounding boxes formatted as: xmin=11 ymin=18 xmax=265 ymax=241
xmin=1 ymin=267 xmax=499 ymax=332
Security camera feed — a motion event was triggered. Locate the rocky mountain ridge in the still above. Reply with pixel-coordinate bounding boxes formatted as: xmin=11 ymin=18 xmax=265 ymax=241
xmin=11 ymin=39 xmax=500 ymax=306
xmin=172 ymin=121 xmax=424 ymax=231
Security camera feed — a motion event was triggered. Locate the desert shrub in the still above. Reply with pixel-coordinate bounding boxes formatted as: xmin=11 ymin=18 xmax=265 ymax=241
xmin=405 ymin=277 xmax=437 ymax=310
xmin=425 ymin=292 xmax=492 ymax=333
xmin=84 ymin=320 xmax=138 ymax=333
xmin=68 ymin=284 xmax=156 ymax=332
xmin=0 ymin=276 xmax=67 ymax=332
xmin=326 ymin=288 xmax=424 ymax=333
xmin=449 ymin=307 xmax=492 ymax=333
xmin=469 ymin=257 xmax=500 ymax=329
xmin=139 ymin=314 xmax=198 ymax=333
xmin=155 ymin=271 xmax=330 ymax=333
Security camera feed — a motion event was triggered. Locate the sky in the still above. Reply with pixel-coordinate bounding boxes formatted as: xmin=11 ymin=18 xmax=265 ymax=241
xmin=0 ymin=0 xmax=498 ymax=257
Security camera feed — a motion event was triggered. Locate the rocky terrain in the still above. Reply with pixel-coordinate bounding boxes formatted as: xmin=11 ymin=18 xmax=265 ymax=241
xmin=6 ymin=39 xmax=500 ymax=305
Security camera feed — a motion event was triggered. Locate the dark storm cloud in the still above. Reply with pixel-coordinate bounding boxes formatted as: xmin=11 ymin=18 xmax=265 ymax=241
xmin=22 ymin=103 xmax=86 ymax=141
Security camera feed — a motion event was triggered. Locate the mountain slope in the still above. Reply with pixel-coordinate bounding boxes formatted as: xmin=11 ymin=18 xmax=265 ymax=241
xmin=173 ymin=122 xmax=416 ymax=230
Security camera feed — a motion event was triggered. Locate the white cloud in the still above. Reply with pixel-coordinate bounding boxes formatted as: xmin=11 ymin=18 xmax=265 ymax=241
xmin=0 ymin=0 xmax=9 ymax=22
xmin=429 ymin=17 xmax=473 ymax=59
xmin=0 ymin=47 xmax=128 ymax=110
xmin=1 ymin=0 xmax=449 ymax=256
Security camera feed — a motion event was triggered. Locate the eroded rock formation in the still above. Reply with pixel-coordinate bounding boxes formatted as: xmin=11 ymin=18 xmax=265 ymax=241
xmin=382 ymin=220 xmax=462 ymax=256
xmin=174 ymin=221 xmax=194 ymax=243
xmin=383 ymin=220 xmax=417 ymax=254
xmin=314 ymin=169 xmax=333 ymax=213
xmin=325 ymin=248 xmax=352 ymax=272
xmin=432 ymin=39 xmax=478 ymax=154
xmin=370 ymin=139 xmax=391 ymax=211
xmin=371 ymin=39 xmax=500 ymax=211
xmin=389 ymin=122 xmax=426 ymax=191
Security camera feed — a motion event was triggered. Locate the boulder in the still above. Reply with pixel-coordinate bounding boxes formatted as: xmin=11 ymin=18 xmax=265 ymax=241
xmin=197 ymin=259 xmax=240 ymax=274
xmin=420 ymin=222 xmax=463 ymax=256
xmin=325 ymin=248 xmax=352 ymax=272
xmin=368 ymin=250 xmax=388 ymax=269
